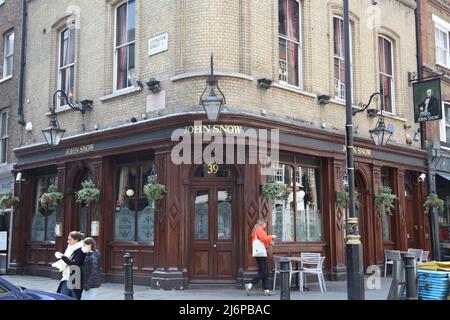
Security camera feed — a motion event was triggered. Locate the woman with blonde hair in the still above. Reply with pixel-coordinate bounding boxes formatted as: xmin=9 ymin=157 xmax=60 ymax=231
xmin=245 ymin=218 xmax=276 ymax=295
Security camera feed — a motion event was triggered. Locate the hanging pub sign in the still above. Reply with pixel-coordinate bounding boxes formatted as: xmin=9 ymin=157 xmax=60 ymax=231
xmin=413 ymin=78 xmax=442 ymax=123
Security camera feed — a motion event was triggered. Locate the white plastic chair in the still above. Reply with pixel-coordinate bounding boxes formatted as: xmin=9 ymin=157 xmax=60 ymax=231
xmin=407 ymin=248 xmax=423 ymax=262
xmin=419 ymin=250 xmax=429 ymax=263
xmin=272 ymin=256 xmax=301 ymax=291
xmin=384 ymin=249 xmax=401 ymax=277
xmin=299 ymin=254 xmax=326 ymax=293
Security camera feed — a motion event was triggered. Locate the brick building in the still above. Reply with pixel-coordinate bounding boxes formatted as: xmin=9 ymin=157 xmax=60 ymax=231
xmin=417 ymin=0 xmax=450 ymax=260
xmin=0 ymin=0 xmax=25 ymax=274
xmin=10 ymin=0 xmax=430 ymax=288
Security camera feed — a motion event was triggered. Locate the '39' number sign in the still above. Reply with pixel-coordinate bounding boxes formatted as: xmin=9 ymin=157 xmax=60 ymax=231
xmin=207 ymin=164 xmax=219 ymax=174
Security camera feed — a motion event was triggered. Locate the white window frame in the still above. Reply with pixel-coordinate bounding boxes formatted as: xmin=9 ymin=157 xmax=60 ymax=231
xmin=433 ymin=14 xmax=450 ymax=69
xmin=333 ymin=16 xmax=353 ymax=102
xmin=57 ymin=26 xmax=75 ymax=108
xmin=378 ymin=36 xmax=396 ymax=115
xmin=0 ymin=110 xmax=9 ymax=164
xmin=2 ymin=31 xmax=14 ymax=80
xmin=440 ymin=102 xmax=450 ymax=143
xmin=113 ymin=0 xmax=136 ymax=93
xmin=278 ymin=0 xmax=303 ymax=89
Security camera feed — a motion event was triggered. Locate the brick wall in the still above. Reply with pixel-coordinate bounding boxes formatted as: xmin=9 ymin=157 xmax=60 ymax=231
xmin=0 ymin=0 xmax=22 ymax=165
xmin=21 ymin=0 xmax=420 ymax=149
xmin=419 ymin=0 xmax=450 ymax=148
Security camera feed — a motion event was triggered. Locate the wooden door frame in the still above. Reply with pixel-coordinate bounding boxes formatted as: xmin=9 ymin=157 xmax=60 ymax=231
xmin=355 ymin=170 xmax=373 ymax=268
xmin=188 ymin=181 xmax=237 ymax=282
xmin=187 ymin=164 xmax=240 ymax=283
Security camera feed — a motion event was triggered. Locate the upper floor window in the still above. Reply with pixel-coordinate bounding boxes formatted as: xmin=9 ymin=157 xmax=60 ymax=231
xmin=378 ymin=36 xmax=395 ymax=114
xmin=440 ymin=102 xmax=450 ymax=144
xmin=433 ymin=15 xmax=450 ymax=68
xmin=59 ymin=26 xmax=75 ymax=106
xmin=333 ymin=16 xmax=352 ymax=101
xmin=2 ymin=31 xmax=14 ymax=79
xmin=278 ymin=0 xmax=301 ymax=87
xmin=0 ymin=110 xmax=8 ymax=164
xmin=114 ymin=0 xmax=136 ymax=91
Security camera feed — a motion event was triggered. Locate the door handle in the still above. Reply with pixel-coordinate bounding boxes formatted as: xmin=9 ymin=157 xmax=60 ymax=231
xmin=213 ymin=243 xmax=217 ymax=248
xmin=413 ymin=225 xmax=418 ymax=230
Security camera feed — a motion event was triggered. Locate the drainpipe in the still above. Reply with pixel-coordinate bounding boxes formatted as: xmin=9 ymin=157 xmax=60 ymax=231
xmin=17 ymin=0 xmax=27 ymax=126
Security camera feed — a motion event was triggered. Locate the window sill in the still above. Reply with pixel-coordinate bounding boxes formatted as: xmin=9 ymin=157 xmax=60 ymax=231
xmin=99 ymin=86 xmax=142 ymax=102
xmin=436 ymin=62 xmax=450 ymax=71
xmin=271 ymin=83 xmax=317 ymax=99
xmin=0 ymin=75 xmax=12 ymax=84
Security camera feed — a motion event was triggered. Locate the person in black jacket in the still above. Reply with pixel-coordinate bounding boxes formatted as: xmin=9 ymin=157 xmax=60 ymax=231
xmin=54 ymin=231 xmax=86 ymax=300
xmin=81 ymin=237 xmax=102 ymax=300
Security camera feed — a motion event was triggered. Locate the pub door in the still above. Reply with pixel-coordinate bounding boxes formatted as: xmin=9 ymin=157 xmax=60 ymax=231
xmin=190 ymin=184 xmax=236 ymax=282
xmin=405 ymin=182 xmax=419 ymax=249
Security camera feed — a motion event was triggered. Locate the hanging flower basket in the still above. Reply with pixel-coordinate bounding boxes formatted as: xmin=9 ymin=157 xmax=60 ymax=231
xmin=40 ymin=184 xmax=64 ymax=207
xmin=0 ymin=192 xmax=19 ymax=212
xmin=143 ymin=175 xmax=166 ymax=206
xmin=75 ymin=180 xmax=100 ymax=205
xmin=261 ymin=180 xmax=287 ymax=200
xmin=423 ymin=193 xmax=445 ymax=214
xmin=336 ymin=190 xmax=360 ymax=210
xmin=374 ymin=186 xmax=398 ymax=216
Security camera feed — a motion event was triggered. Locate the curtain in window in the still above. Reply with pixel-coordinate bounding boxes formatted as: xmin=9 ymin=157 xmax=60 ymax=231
xmin=117 ymin=167 xmax=129 ymax=206
xmin=31 ymin=178 xmax=45 ymax=241
xmin=379 ymin=37 xmax=393 ymax=112
xmin=116 ymin=3 xmax=128 ymax=90
xmin=286 ymin=0 xmax=299 ymax=86
xmin=333 ymin=18 xmax=346 ymax=98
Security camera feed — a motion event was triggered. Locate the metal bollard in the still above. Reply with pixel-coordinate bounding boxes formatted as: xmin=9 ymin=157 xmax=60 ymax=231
xmin=279 ymin=258 xmax=291 ymax=300
xmin=403 ymin=253 xmax=418 ymax=300
xmin=124 ymin=252 xmax=134 ymax=300
xmin=387 ymin=258 xmax=404 ymax=300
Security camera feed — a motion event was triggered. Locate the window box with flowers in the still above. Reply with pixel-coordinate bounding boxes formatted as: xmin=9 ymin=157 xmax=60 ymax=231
xmin=75 ymin=180 xmax=100 ymax=206
xmin=374 ymin=186 xmax=398 ymax=216
xmin=143 ymin=175 xmax=166 ymax=209
xmin=40 ymin=184 xmax=64 ymax=208
xmin=423 ymin=193 xmax=445 ymax=214
xmin=0 ymin=192 xmax=19 ymax=214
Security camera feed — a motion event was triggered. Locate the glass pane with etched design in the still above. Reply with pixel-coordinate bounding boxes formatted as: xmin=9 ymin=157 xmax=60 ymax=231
xmin=195 ymin=190 xmax=209 ymax=240
xmin=217 ymin=190 xmax=232 ymax=240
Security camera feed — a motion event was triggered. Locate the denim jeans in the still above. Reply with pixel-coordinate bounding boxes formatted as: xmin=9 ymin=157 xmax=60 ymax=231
xmin=58 ymin=280 xmax=82 ymax=300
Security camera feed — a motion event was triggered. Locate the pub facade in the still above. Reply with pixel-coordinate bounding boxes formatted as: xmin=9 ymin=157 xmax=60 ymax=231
xmin=9 ymin=0 xmax=430 ymax=288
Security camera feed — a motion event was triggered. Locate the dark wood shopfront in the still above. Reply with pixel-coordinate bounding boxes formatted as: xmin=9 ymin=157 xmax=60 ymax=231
xmin=9 ymin=113 xmax=430 ymax=287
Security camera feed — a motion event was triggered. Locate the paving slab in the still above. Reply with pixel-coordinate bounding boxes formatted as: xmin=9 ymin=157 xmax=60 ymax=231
xmin=1 ymin=275 xmax=393 ymax=300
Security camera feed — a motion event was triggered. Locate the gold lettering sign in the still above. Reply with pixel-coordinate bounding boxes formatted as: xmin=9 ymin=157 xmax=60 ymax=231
xmin=184 ymin=124 xmax=243 ymax=134
xmin=342 ymin=145 xmax=372 ymax=156
xmin=65 ymin=144 xmax=95 ymax=156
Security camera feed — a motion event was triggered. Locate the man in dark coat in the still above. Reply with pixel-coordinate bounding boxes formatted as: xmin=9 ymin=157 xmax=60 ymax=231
xmin=418 ymin=88 xmax=440 ymax=121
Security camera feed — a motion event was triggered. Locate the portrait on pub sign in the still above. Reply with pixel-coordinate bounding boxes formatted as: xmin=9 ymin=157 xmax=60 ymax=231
xmin=413 ymin=78 xmax=442 ymax=123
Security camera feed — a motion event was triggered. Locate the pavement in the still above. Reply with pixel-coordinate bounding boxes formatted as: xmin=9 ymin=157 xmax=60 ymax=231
xmin=1 ymin=275 xmax=393 ymax=300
